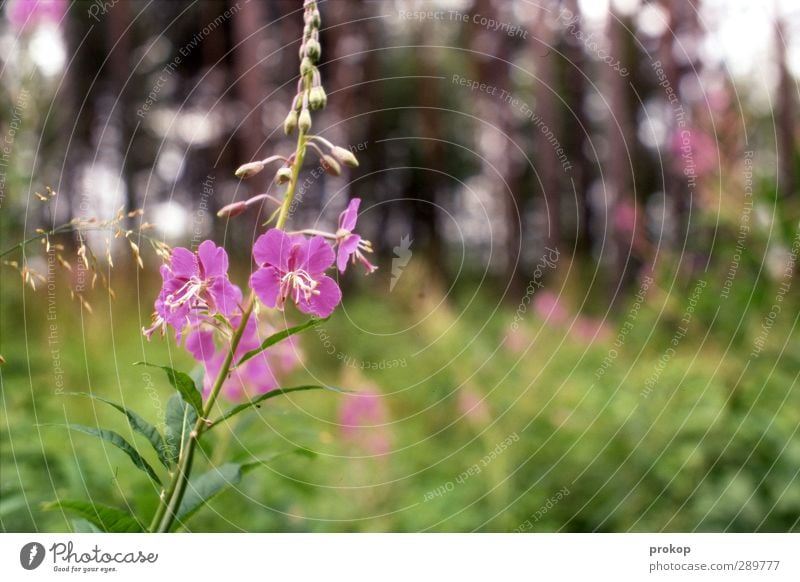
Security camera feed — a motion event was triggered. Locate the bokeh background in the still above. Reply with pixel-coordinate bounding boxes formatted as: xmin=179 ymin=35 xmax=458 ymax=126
xmin=1 ymin=0 xmax=799 ymax=532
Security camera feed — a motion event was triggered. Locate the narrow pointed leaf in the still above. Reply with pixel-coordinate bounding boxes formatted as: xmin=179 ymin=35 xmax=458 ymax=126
xmin=236 ymin=317 xmax=328 ymax=367
xmin=163 ymin=393 xmax=198 ymax=465
xmin=42 ymin=499 xmax=143 ymax=533
xmin=209 ymin=385 xmax=337 ymax=428
xmin=68 ymin=392 xmax=171 ymax=469
xmin=71 ymin=518 xmax=103 ymax=533
xmin=175 ymin=450 xmax=314 ymax=526
xmin=135 ymin=362 xmax=203 ymax=417
xmin=43 ymin=423 xmax=162 ymax=485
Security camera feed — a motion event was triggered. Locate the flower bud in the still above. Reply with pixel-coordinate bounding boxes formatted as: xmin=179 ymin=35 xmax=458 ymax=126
xmin=305 ymin=38 xmax=321 ymax=61
xmin=332 ymin=146 xmax=359 ymax=167
xmin=235 ymin=161 xmax=265 ymax=179
xmin=275 ymin=167 xmax=293 ymax=185
xmin=308 ymin=86 xmax=327 ymax=110
xmin=321 ymin=154 xmax=341 ymax=176
xmin=300 ymin=57 xmax=314 ymax=76
xmin=284 ymin=110 xmax=298 ymax=135
xmin=310 ymin=9 xmax=321 ymax=27
xmin=298 ymin=108 xmax=312 ymax=132
xmin=217 ymin=201 xmax=248 ymax=218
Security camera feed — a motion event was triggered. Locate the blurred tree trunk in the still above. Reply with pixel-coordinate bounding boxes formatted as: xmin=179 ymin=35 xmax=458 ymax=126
xmin=232 ymin=0 xmax=267 ymax=191
xmin=470 ymin=0 xmax=519 ymax=289
xmin=561 ymin=0 xmax=593 ymax=255
xmin=413 ymin=26 xmax=445 ymax=279
xmin=775 ymin=17 xmax=795 ymax=199
xmin=532 ymin=5 xmax=560 ymax=252
xmin=108 ymin=0 xmax=135 ymax=229
xmin=605 ymin=9 xmax=633 ymax=303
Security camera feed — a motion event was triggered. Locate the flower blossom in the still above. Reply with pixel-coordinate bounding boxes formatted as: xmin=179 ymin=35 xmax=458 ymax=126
xmin=143 ymin=240 xmax=241 ymax=340
xmin=250 ymin=228 xmax=341 ymax=318
xmin=186 ymin=317 xmax=300 ymax=401
xmin=335 ymin=198 xmax=376 ymax=274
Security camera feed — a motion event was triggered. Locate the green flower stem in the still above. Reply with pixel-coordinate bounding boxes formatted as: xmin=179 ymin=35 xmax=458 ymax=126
xmin=152 ymin=294 xmax=255 ymax=533
xmin=275 ymin=86 xmax=310 ymax=230
xmin=150 ymin=87 xmax=311 ymax=532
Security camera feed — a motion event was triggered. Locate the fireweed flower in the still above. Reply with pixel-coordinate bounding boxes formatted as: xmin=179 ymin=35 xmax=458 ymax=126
xmin=187 ymin=317 xmax=300 ymax=401
xmin=143 ymin=240 xmax=241 ymax=340
xmin=335 ymin=198 xmax=376 ymax=274
xmin=250 ymin=228 xmax=342 ymax=318
xmin=339 ymin=387 xmax=391 ymax=456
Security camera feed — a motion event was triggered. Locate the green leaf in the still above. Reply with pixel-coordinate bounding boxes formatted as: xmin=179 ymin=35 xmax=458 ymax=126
xmin=71 ymin=518 xmax=102 ymax=533
xmin=42 ymin=500 xmax=143 ymax=533
xmin=236 ymin=317 xmax=328 ymax=367
xmin=175 ymin=450 xmax=313 ymax=527
xmin=175 ymin=463 xmax=242 ymax=525
xmin=209 ymin=385 xmax=338 ymax=428
xmin=43 ymin=424 xmax=162 ymax=484
xmin=163 ymin=393 xmax=198 ymax=465
xmin=135 ymin=362 xmax=203 ymax=418
xmin=69 ymin=392 xmax=171 ymax=469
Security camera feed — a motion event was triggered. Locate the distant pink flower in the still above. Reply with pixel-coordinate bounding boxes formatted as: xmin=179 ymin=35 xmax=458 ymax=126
xmin=614 ymin=201 xmax=637 ymax=237
xmin=250 ymin=229 xmax=341 ymax=318
xmin=335 ymin=198 xmax=376 ymax=274
xmin=570 ymin=317 xmax=612 ymax=345
xmin=144 ymin=240 xmax=241 ymax=340
xmin=457 ymin=388 xmax=491 ymax=427
xmin=339 ymin=388 xmax=391 ymax=455
xmin=6 ymin=0 xmax=65 ymax=29
xmin=506 ymin=325 xmax=530 ymax=354
xmin=670 ymin=129 xmax=718 ymax=177
xmin=534 ymin=291 xmax=568 ymax=325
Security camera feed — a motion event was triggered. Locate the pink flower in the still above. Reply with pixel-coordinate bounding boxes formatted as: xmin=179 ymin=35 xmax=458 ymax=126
xmin=534 ymin=291 xmax=568 ymax=325
xmin=144 ymin=240 xmax=241 ymax=340
xmin=457 ymin=388 xmax=491 ymax=427
xmin=335 ymin=199 xmax=376 ymax=274
xmin=187 ymin=316 xmax=300 ymax=401
xmin=670 ymin=128 xmax=718 ymax=177
xmin=570 ymin=317 xmax=612 ymax=345
xmin=193 ymin=318 xmax=275 ymax=401
xmin=6 ymin=0 xmax=66 ymax=29
xmin=250 ymin=229 xmax=341 ymax=318
xmin=339 ymin=387 xmax=391 ymax=456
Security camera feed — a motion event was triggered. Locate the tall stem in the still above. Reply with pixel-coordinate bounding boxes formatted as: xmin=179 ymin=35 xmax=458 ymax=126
xmin=150 ymin=91 xmax=309 ymax=534
xmin=153 ymin=295 xmax=255 ymax=533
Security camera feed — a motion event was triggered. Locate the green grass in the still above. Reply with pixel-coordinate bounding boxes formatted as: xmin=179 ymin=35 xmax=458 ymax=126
xmin=1 ymin=259 xmax=799 ymax=532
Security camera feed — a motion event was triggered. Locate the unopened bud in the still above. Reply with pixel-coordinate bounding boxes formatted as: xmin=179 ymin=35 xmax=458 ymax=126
xmin=308 ymin=86 xmax=327 ymax=110
xmin=217 ymin=201 xmax=248 ymax=218
xmin=332 ymin=146 xmax=359 ymax=167
xmin=305 ymin=39 xmax=321 ymax=61
xmin=298 ymin=108 xmax=312 ymax=132
xmin=284 ymin=110 xmax=298 ymax=135
xmin=235 ymin=160 xmax=265 ymax=179
xmin=300 ymin=57 xmax=314 ymax=76
xmin=321 ymin=155 xmax=341 ymax=176
xmin=275 ymin=167 xmax=293 ymax=185
xmin=310 ymin=9 xmax=321 ymax=27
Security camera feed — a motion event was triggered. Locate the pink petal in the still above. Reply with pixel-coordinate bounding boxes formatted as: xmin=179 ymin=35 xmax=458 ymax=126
xmin=170 ymin=247 xmax=197 ymax=278
xmin=250 ymin=266 xmax=282 ymax=309
xmin=253 ymin=229 xmax=292 ymax=271
xmin=338 ymin=198 xmax=360 ymax=232
xmin=302 ymin=235 xmax=336 ymax=274
xmin=186 ymin=329 xmax=216 ymax=362
xmin=210 ymin=278 xmax=242 ymax=316
xmin=336 ymin=234 xmax=361 ymax=273
xmin=198 ymin=240 xmax=228 ymax=278
xmin=298 ymin=275 xmax=341 ymax=317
